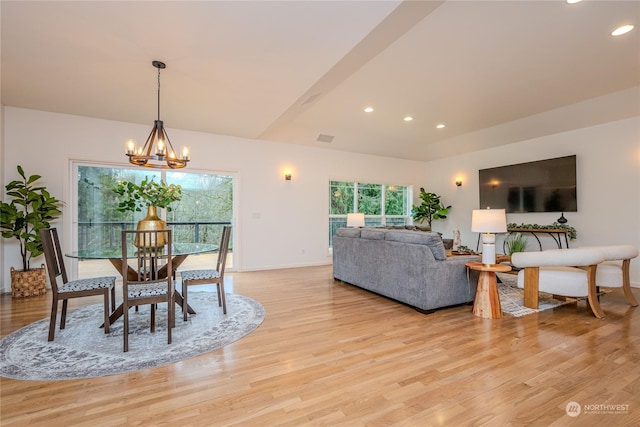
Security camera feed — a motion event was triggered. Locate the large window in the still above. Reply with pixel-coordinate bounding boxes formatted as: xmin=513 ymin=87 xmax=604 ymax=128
xmin=74 ymin=164 xmax=234 ymax=277
xmin=329 ymin=180 xmax=411 ymax=246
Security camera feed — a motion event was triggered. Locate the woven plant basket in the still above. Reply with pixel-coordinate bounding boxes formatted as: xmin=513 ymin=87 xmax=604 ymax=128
xmin=10 ymin=265 xmax=47 ymax=298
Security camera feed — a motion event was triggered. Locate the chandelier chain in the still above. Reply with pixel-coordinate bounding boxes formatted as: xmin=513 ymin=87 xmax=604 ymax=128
xmin=157 ymin=66 xmax=161 ymax=121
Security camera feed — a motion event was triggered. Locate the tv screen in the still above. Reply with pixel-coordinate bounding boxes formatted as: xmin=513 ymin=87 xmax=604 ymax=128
xmin=478 ymin=155 xmax=577 ymax=213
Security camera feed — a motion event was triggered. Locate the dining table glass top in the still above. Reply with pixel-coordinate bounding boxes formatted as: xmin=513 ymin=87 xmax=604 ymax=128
xmin=66 ymin=243 xmax=218 ymax=259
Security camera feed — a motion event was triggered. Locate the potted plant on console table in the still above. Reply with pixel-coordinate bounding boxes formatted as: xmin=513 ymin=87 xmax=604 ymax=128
xmin=113 ymin=176 xmax=182 ymax=247
xmin=1 ymin=165 xmax=62 ymax=297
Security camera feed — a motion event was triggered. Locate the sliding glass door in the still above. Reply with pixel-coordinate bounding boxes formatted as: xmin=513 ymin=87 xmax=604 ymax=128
xmin=73 ymin=163 xmax=234 ymax=278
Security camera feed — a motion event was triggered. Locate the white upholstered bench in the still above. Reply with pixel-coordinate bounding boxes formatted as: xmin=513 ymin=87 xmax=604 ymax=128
xmin=511 ymin=248 xmax=606 ymax=318
xmin=511 ymin=245 xmax=639 ymax=318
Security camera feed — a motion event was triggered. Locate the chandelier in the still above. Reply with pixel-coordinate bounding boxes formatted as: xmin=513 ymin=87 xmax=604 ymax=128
xmin=125 ymin=61 xmax=189 ymax=169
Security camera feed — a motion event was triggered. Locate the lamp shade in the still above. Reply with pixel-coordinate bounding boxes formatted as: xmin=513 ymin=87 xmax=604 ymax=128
xmin=346 ymin=213 xmax=365 ymax=228
xmin=471 ymin=208 xmax=507 ymax=233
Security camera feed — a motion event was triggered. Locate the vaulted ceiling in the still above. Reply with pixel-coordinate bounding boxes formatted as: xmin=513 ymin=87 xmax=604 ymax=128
xmin=2 ymin=1 xmax=639 ymax=161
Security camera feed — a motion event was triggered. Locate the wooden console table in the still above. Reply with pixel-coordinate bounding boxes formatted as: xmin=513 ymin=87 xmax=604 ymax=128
xmin=505 ymin=228 xmax=570 ymax=250
xmin=476 ymin=228 xmax=570 ymax=252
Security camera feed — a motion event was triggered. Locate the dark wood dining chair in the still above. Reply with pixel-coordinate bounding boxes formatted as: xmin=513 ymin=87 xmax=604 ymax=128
xmin=121 ymin=229 xmax=174 ymax=352
xmin=39 ymin=228 xmax=116 ymax=341
xmin=180 ymin=225 xmax=231 ymax=321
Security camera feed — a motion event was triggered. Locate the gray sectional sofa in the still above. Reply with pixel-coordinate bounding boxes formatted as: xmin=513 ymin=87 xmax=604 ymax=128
xmin=332 ymin=227 xmax=480 ymax=312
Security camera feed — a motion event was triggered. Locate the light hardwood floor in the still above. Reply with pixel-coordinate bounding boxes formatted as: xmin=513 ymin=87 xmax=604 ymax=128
xmin=1 ymin=265 xmax=640 ymax=426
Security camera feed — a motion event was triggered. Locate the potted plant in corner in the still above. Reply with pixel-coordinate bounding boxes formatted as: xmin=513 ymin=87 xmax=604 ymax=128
xmin=1 ymin=165 xmax=62 ymax=297
xmin=113 ymin=176 xmax=182 ymax=247
xmin=411 ymin=188 xmax=451 ymax=229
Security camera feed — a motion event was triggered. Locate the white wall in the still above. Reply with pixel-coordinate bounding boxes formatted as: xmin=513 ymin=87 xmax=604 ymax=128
xmin=1 ymin=107 xmax=428 ymax=292
xmin=3 ymin=107 xmax=639 ymax=291
xmin=424 ymin=116 xmax=640 ymax=285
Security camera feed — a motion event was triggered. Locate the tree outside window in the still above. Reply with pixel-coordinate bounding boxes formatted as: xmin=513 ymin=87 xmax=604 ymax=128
xmin=329 ymin=180 xmax=411 ymax=247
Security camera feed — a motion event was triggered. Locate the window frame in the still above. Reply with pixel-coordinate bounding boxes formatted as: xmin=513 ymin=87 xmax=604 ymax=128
xmin=328 ymin=179 xmax=412 ymax=248
xmin=68 ymin=160 xmax=239 ymax=278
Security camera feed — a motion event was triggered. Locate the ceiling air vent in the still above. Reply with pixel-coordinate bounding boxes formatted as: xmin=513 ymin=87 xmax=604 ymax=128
xmin=316 ymin=134 xmax=334 ymax=143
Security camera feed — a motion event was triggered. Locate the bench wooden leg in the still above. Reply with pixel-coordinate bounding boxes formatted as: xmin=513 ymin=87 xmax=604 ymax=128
xmin=622 ymin=259 xmax=639 ymax=307
xmin=523 ymin=267 xmax=539 ymax=309
xmin=586 ymin=264 xmax=605 ymax=319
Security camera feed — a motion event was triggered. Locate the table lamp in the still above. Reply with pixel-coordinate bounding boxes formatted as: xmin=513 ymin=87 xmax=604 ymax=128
xmin=471 ymin=208 xmax=507 ymax=265
xmin=346 ymin=213 xmax=365 ymax=228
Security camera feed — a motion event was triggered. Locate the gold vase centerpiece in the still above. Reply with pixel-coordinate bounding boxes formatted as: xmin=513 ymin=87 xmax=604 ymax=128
xmin=135 ymin=206 xmax=168 ymax=248
xmin=113 ymin=176 xmax=182 ymax=248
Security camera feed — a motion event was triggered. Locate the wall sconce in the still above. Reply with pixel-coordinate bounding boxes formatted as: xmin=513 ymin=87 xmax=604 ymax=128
xmin=455 ymin=178 xmax=463 ymax=187
xmin=284 ymin=168 xmax=292 ymax=181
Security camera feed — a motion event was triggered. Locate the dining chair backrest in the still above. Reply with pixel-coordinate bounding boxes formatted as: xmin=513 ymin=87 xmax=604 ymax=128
xmin=217 ymin=226 xmax=232 ymax=276
xmin=179 ymin=225 xmax=232 ymax=320
xmin=40 ymin=227 xmax=116 ymax=341
xmin=121 ymin=229 xmax=173 ymax=283
xmin=40 ymin=227 xmax=68 ymax=293
xmin=120 ymin=228 xmax=174 ymax=352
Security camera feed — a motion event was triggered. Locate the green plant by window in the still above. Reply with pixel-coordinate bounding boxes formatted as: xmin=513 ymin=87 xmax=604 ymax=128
xmin=411 ymin=188 xmax=450 ymax=228
xmin=113 ymin=176 xmax=182 ymax=213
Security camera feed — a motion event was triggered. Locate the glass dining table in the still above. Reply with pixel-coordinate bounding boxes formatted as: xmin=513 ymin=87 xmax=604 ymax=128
xmin=66 ymin=242 xmax=218 ymax=325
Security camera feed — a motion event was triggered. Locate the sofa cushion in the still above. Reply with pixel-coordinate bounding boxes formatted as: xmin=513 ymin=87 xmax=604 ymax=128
xmin=384 ymin=230 xmax=447 ymax=260
xmin=360 ymin=228 xmax=386 ymax=240
xmin=336 ymin=228 xmax=361 ymax=238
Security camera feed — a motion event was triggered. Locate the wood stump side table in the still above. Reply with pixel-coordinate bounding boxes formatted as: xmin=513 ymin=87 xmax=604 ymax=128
xmin=465 ymin=262 xmax=512 ymax=319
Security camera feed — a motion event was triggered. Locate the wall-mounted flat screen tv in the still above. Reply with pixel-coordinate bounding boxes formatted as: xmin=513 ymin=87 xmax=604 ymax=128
xmin=478 ymin=155 xmax=577 ymax=213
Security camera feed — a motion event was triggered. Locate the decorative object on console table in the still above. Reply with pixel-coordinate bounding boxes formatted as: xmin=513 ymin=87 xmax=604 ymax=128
xmin=450 ymin=245 xmax=476 ymax=255
xmin=113 ymin=176 xmax=182 ymax=248
xmin=0 ymin=165 xmax=62 ymax=297
xmin=557 ymin=212 xmax=568 ymax=224
xmin=452 ymin=228 xmax=461 ymax=251
xmin=472 ymin=208 xmax=507 ymax=265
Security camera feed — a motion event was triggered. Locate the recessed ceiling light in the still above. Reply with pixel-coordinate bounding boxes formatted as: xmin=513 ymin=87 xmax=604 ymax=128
xmin=364 ymin=107 xmax=374 ymax=113
xmin=566 ymin=0 xmax=582 ymax=4
xmin=404 ymin=116 xmax=413 ymax=122
xmin=436 ymin=123 xmax=446 ymax=129
xmin=611 ymin=24 xmax=634 ymax=36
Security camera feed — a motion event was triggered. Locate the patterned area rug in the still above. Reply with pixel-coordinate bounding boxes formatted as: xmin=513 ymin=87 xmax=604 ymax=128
xmin=497 ymin=272 xmax=570 ymax=317
xmin=0 ymin=292 xmax=265 ymax=381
